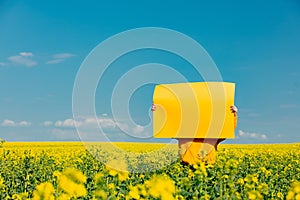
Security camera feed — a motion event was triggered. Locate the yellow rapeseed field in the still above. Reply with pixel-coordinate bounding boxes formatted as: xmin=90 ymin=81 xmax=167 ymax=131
xmin=0 ymin=142 xmax=300 ymax=199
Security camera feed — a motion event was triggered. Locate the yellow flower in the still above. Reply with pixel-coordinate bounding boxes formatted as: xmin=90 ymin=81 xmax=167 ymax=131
xmin=57 ymin=193 xmax=70 ymax=200
xmin=128 ymin=186 xmax=140 ymax=199
xmin=146 ymin=175 xmax=175 ymax=200
xmin=200 ymin=194 xmax=210 ymax=200
xmin=0 ymin=176 xmax=5 ymax=192
xmin=235 ymin=192 xmax=242 ymax=199
xmin=265 ymin=170 xmax=271 ymax=176
xmin=53 ymin=171 xmax=61 ymax=178
xmin=277 ymin=192 xmax=284 ymax=199
xmin=118 ymin=170 xmax=129 ymax=181
xmin=108 ymin=183 xmax=115 ymax=190
xmin=106 ymin=159 xmax=129 ymax=181
xmin=244 ymin=174 xmax=252 ymax=182
xmin=56 ymin=168 xmax=87 ymax=198
xmin=61 ymin=168 xmax=86 ymax=184
xmin=295 ymin=186 xmax=300 ymax=193
xmin=138 ymin=184 xmax=147 ymax=197
xmin=252 ymin=177 xmax=258 ymax=183
xmin=257 ymin=183 xmax=268 ymax=195
xmin=11 ymin=192 xmax=29 ymax=200
xmin=237 ymin=178 xmax=244 ymax=185
xmin=287 ymin=181 xmax=300 ymax=200
xmin=59 ymin=176 xmax=87 ymax=197
xmin=222 ymin=175 xmax=229 ymax=179
xmin=287 ymin=191 xmax=295 ymax=200
xmin=260 ymin=167 xmax=266 ymax=172
xmin=176 ymin=194 xmax=185 ymax=200
xmin=93 ymin=172 xmax=104 ymax=186
xmin=248 ymin=190 xmax=263 ymax=200
xmin=194 ymin=161 xmax=208 ymax=177
xmin=188 ymin=170 xmax=195 ymax=178
xmin=248 ymin=193 xmax=256 ymax=200
xmin=32 ymin=182 xmax=55 ymax=200
xmin=93 ymin=189 xmax=108 ymax=199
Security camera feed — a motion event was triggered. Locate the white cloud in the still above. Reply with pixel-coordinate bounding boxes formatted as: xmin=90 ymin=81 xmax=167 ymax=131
xmin=8 ymin=52 xmax=37 ymax=67
xmin=1 ymin=119 xmax=31 ymax=127
xmin=3 ymin=52 xmax=75 ymax=67
xmin=55 ymin=118 xmax=76 ymax=128
xmin=133 ymin=125 xmax=144 ymax=134
xmin=19 ymin=121 xmax=31 ymax=126
xmin=53 ymin=117 xmax=117 ymax=130
xmin=48 ymin=116 xmax=146 ymax=136
xmin=46 ymin=53 xmax=75 ymax=64
xmin=238 ymin=130 xmax=267 ymax=140
xmin=261 ymin=134 xmax=267 ymax=140
xmin=19 ymin=52 xmax=33 ymax=57
xmin=1 ymin=120 xmax=15 ymax=126
xmin=44 ymin=116 xmax=152 ymax=141
xmin=43 ymin=121 xmax=53 ymax=126
xmin=97 ymin=118 xmax=118 ymax=129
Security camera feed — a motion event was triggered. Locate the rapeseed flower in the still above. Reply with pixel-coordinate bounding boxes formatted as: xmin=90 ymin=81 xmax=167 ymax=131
xmin=56 ymin=168 xmax=87 ymax=198
xmin=237 ymin=178 xmax=244 ymax=185
xmin=93 ymin=189 xmax=108 ymax=199
xmin=106 ymin=159 xmax=129 ymax=181
xmin=0 ymin=176 xmax=5 ymax=192
xmin=128 ymin=186 xmax=140 ymax=199
xmin=287 ymin=182 xmax=300 ymax=200
xmin=146 ymin=175 xmax=175 ymax=200
xmin=247 ymin=190 xmax=263 ymax=200
xmin=32 ymin=182 xmax=55 ymax=200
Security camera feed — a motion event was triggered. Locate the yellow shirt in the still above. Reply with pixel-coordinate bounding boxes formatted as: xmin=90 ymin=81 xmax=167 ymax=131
xmin=179 ymin=139 xmax=218 ymax=165
xmin=178 ymin=113 xmax=237 ymax=165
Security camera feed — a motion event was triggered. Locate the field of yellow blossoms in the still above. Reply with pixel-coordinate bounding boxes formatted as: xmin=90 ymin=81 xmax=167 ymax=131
xmin=0 ymin=142 xmax=300 ymax=200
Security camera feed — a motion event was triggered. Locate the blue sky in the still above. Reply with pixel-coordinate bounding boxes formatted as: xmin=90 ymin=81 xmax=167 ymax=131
xmin=0 ymin=1 xmax=299 ymax=143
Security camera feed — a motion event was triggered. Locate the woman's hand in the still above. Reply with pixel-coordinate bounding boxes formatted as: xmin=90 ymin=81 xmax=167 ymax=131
xmin=151 ymin=102 xmax=156 ymax=111
xmin=230 ymin=105 xmax=238 ymax=114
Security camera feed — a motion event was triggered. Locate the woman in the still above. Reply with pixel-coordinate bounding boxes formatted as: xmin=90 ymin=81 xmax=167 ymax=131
xmin=152 ymin=103 xmax=238 ymax=165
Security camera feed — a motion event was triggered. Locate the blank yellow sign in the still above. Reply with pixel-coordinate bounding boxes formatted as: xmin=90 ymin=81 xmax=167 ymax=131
xmin=153 ymin=82 xmax=235 ymax=138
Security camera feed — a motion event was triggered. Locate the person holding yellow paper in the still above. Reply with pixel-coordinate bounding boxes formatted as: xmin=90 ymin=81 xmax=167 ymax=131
xmin=152 ymin=82 xmax=238 ymax=165
xmin=152 ymin=104 xmax=238 ymax=165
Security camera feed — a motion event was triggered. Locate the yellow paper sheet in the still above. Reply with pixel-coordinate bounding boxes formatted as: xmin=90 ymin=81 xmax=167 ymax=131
xmin=153 ymin=82 xmax=235 ymax=138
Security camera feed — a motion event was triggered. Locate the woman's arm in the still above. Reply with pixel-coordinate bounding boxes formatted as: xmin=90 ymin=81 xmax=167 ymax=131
xmin=230 ymin=105 xmax=238 ymax=129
